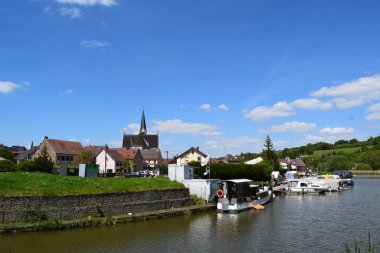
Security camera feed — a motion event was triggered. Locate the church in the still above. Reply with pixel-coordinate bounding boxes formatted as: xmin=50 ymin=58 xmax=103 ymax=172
xmin=122 ymin=111 xmax=159 ymax=149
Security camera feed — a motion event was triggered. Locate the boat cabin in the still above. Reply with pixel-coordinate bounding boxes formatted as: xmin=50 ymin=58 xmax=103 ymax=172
xmin=219 ymin=179 xmax=259 ymax=203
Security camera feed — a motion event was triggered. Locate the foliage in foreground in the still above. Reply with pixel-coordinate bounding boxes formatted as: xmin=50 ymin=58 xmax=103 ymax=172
xmin=0 ymin=172 xmax=184 ymax=197
xmin=344 ymin=233 xmax=378 ymax=253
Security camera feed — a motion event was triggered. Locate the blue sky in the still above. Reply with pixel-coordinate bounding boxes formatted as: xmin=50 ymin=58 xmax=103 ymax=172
xmin=1 ymin=0 xmax=380 ymax=158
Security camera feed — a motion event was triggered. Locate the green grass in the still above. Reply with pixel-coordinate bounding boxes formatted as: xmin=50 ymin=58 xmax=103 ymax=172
xmin=313 ymin=147 xmax=362 ymax=156
xmin=0 ymin=172 xmax=185 ymax=197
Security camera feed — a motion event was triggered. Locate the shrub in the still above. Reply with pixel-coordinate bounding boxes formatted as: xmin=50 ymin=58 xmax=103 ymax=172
xmin=189 ymin=161 xmax=272 ymax=181
xmin=17 ymin=160 xmax=36 ymax=172
xmin=0 ymin=160 xmax=17 ymax=172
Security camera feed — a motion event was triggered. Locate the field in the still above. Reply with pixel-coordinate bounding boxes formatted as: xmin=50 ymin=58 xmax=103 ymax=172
xmin=0 ymin=172 xmax=184 ymax=197
xmin=312 ymin=146 xmax=362 ymax=156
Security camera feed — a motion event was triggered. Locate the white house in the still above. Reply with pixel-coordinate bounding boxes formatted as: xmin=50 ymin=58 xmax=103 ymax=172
xmin=245 ymin=157 xmax=264 ymax=165
xmin=96 ymin=148 xmax=142 ymax=174
xmin=172 ymin=147 xmax=207 ymax=165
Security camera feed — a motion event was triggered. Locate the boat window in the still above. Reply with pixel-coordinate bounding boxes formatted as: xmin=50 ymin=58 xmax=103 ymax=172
xmin=300 ymin=183 xmax=307 ymax=187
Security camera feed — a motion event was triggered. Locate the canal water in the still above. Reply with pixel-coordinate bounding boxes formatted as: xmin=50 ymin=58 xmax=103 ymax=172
xmin=1 ymin=176 xmax=380 ymax=253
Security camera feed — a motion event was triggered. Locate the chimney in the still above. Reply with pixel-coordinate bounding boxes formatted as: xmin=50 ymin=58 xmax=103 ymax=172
xmin=196 ymin=147 xmax=199 ymax=151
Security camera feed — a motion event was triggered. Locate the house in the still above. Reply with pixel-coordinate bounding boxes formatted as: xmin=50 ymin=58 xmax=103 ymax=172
xmin=8 ymin=146 xmax=27 ymax=157
xmin=170 ymin=147 xmax=207 ymax=165
xmin=36 ymin=137 xmax=83 ymax=164
xmin=83 ymin=145 xmax=104 ymax=163
xmin=17 ymin=146 xmax=39 ymax=162
xmin=279 ymin=157 xmax=308 ymax=175
xmin=122 ymin=110 xmax=159 ymax=149
xmin=245 ymin=157 xmax=264 ymax=165
xmin=96 ymin=147 xmax=143 ymax=174
xmin=140 ymin=148 xmax=162 ymax=170
xmin=0 ymin=144 xmax=27 ymax=158
xmin=224 ymin=154 xmax=239 ymax=163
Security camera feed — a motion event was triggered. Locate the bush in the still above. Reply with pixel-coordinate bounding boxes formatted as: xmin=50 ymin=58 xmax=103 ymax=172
xmin=17 ymin=160 xmax=36 ymax=171
xmin=0 ymin=160 xmax=16 ymax=172
xmin=355 ymin=163 xmax=372 ymax=171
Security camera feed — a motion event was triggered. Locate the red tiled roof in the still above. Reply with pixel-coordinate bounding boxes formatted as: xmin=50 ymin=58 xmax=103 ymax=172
xmin=47 ymin=139 xmax=83 ymax=155
xmin=110 ymin=148 xmax=139 ymax=160
xmin=83 ymin=146 xmax=104 ymax=157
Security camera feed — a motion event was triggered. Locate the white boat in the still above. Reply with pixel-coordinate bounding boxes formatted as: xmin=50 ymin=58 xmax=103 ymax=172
xmin=285 ymin=179 xmax=328 ymax=194
xmin=309 ymin=175 xmax=344 ymax=191
xmin=216 ymin=179 xmax=273 ymax=213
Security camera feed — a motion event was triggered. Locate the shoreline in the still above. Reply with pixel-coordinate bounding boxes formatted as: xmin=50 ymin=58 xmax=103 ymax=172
xmin=351 ymin=170 xmax=380 ymax=176
xmin=0 ymin=204 xmax=215 ymax=234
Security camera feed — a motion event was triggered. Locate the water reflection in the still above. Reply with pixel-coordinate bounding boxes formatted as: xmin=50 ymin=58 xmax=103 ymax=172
xmin=1 ymin=177 xmax=380 ymax=253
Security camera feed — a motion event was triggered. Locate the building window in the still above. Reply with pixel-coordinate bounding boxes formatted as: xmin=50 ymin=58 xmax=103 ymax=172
xmin=116 ymin=162 xmax=122 ymax=166
xmin=197 ymin=156 xmax=201 ymax=161
xmin=58 ymin=155 xmax=73 ymax=162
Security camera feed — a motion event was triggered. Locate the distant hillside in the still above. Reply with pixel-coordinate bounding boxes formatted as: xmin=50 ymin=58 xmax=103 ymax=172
xmin=236 ymin=135 xmax=380 ymax=172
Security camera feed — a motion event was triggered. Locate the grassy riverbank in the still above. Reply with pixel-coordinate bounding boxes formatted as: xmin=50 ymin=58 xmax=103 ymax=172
xmin=0 ymin=172 xmax=185 ymax=197
xmin=351 ymin=170 xmax=380 ymax=175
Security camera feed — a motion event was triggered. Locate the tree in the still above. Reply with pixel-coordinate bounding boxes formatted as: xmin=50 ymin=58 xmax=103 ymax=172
xmin=0 ymin=148 xmax=16 ymax=163
xmin=261 ymin=135 xmax=280 ymax=171
xmin=78 ymin=149 xmax=93 ymax=164
xmin=326 ymin=155 xmax=352 ymax=172
xmin=33 ymin=146 xmax=54 ymax=173
xmin=357 ymin=150 xmax=380 ymax=170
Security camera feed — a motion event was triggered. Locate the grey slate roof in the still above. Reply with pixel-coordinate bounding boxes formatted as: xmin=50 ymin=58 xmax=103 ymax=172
xmin=141 ymin=149 xmax=162 ymax=160
xmin=17 ymin=146 xmax=39 ymax=161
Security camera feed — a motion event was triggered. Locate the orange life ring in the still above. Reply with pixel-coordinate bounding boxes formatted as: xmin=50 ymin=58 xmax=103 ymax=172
xmin=216 ymin=189 xmax=224 ymax=198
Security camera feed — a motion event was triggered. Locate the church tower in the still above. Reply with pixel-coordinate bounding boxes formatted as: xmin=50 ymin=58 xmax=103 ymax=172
xmin=122 ymin=110 xmax=159 ymax=149
xmin=140 ymin=110 xmax=147 ymax=135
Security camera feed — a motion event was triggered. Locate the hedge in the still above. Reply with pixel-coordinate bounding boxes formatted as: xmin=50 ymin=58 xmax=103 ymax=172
xmin=189 ymin=161 xmax=272 ymax=181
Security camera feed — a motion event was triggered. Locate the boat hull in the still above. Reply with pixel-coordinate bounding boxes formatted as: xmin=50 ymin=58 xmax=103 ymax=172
xmin=217 ymin=191 xmax=272 ymax=213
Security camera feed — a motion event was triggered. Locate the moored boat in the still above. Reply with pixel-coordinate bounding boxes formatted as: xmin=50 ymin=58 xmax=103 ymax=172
xmin=285 ymin=179 xmax=328 ymax=194
xmin=216 ymin=179 xmax=273 ymax=213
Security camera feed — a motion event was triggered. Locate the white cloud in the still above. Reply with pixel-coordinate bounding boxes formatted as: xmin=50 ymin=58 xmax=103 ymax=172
xmin=319 ymin=127 xmax=354 ymax=135
xmin=330 ymin=98 xmax=363 ymax=109
xmin=305 ymin=135 xmax=324 ymax=142
xmin=81 ymin=40 xmax=110 ymax=48
xmin=200 ymin=103 xmax=212 ymax=112
xmin=43 ymin=6 xmax=53 ymax=14
xmin=292 ymin=99 xmax=332 ymax=110
xmin=204 ymin=136 xmax=261 ymax=149
xmin=108 ymin=140 xmax=122 ymax=147
xmin=266 ymin=121 xmax=316 ymax=133
xmin=59 ymin=7 xmax=82 ymax=18
xmin=151 ymin=119 xmax=220 ymax=136
xmin=120 ymin=123 xmax=140 ymax=134
xmin=366 ymin=103 xmax=380 ymax=120
xmin=0 ymin=81 xmax=20 ymax=94
xmin=367 ymin=103 xmax=380 ymax=112
xmin=311 ymin=74 xmax=380 ymax=108
xmin=218 ymin=104 xmax=229 ymax=111
xmin=244 ymin=101 xmax=294 ymax=122
xmin=56 ymin=0 xmax=116 ymax=6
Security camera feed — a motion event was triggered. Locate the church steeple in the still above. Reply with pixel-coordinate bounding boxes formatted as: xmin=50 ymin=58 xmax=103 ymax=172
xmin=140 ymin=110 xmax=147 ymax=134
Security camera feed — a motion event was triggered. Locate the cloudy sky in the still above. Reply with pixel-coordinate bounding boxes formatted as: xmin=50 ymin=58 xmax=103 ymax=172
xmin=1 ymin=0 xmax=380 ymax=157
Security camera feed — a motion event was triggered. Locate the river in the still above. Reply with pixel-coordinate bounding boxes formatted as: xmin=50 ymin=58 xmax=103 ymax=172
xmin=1 ymin=176 xmax=380 ymax=253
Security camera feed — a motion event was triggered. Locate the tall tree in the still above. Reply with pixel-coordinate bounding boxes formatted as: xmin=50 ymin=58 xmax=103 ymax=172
xmin=261 ymin=135 xmax=280 ymax=171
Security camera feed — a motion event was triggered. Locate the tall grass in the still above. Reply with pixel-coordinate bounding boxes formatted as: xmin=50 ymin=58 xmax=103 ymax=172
xmin=344 ymin=233 xmax=378 ymax=253
xmin=0 ymin=172 xmax=184 ymax=197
